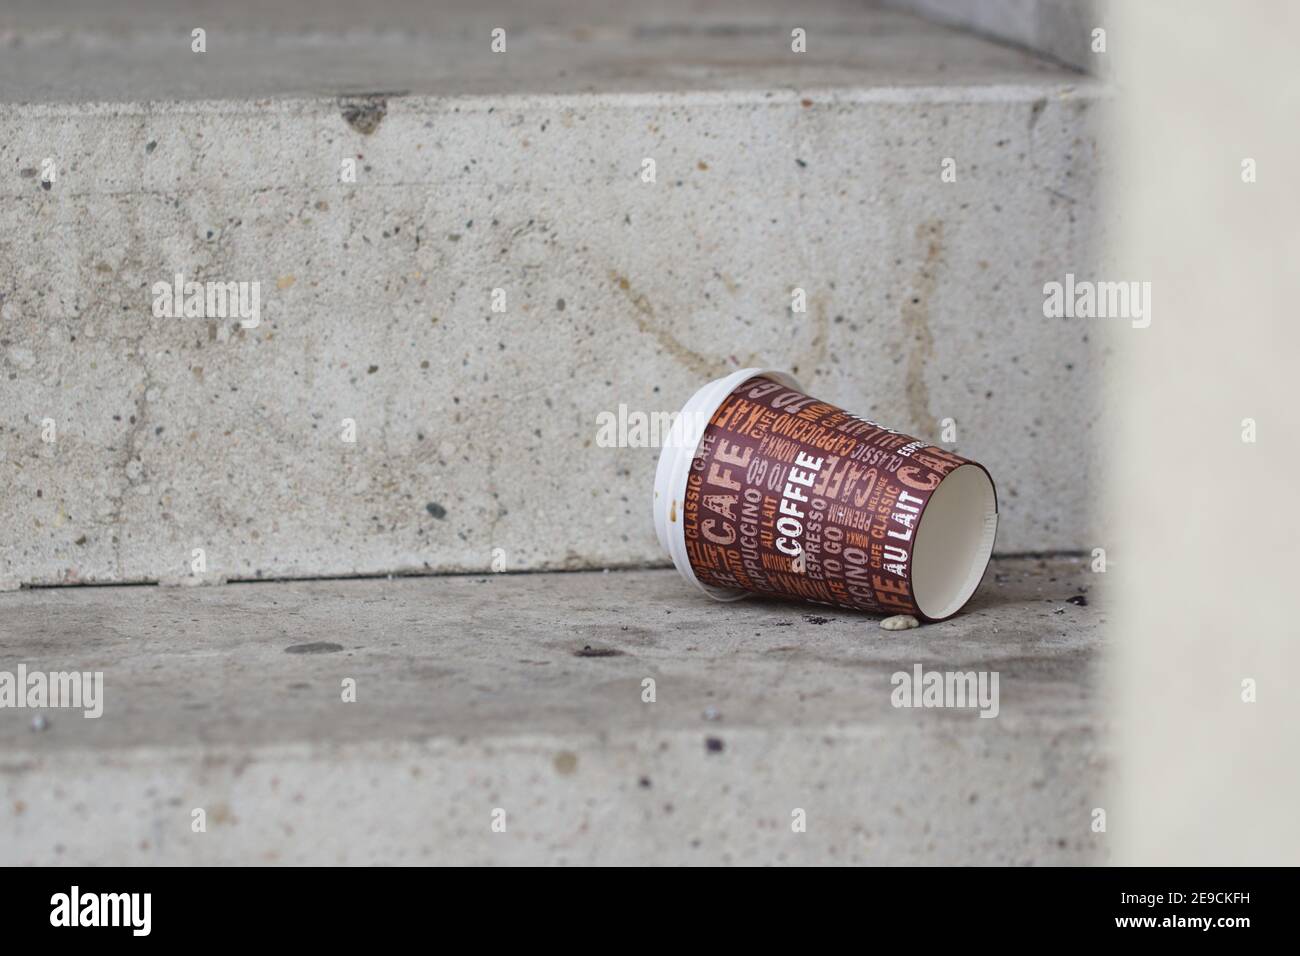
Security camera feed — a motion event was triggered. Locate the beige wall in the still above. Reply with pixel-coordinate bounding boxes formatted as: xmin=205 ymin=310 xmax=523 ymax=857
xmin=1110 ymin=2 xmax=1300 ymax=864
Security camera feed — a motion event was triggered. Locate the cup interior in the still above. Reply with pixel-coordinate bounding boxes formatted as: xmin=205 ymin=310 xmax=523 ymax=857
xmin=911 ymin=464 xmax=999 ymax=620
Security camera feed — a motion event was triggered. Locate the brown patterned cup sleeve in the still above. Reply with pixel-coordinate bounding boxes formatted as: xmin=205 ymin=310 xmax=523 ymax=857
xmin=667 ymin=373 xmax=997 ymax=621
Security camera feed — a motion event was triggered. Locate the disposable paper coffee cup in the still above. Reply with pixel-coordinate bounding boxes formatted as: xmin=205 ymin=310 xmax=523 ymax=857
xmin=653 ymin=369 xmax=998 ymax=622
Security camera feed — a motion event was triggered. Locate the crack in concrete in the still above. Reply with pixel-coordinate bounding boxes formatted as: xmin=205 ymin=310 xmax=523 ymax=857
xmin=103 ymin=332 xmax=155 ymax=580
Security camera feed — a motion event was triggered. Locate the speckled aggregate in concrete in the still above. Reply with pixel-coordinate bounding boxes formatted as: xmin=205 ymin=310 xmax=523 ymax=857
xmin=0 ymin=2 xmax=1110 ymax=586
xmin=0 ymin=557 xmax=1108 ymax=864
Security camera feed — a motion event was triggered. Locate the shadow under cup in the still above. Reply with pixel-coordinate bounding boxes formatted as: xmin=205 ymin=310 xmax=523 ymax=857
xmin=654 ymin=369 xmax=999 ymax=622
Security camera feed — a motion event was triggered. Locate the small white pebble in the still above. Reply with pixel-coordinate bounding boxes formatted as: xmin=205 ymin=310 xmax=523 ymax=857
xmin=880 ymin=614 xmax=920 ymax=631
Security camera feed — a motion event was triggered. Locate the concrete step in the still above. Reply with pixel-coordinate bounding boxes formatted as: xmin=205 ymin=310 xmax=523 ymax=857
xmin=0 ymin=557 xmax=1108 ymax=865
xmin=0 ymin=1 xmax=1108 ymax=587
xmin=887 ymin=0 xmax=1108 ymax=74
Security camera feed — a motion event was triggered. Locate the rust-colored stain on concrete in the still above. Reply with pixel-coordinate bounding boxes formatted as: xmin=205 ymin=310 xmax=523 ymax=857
xmin=901 ymin=220 xmax=943 ymax=431
xmin=610 ymin=271 xmax=725 ymax=379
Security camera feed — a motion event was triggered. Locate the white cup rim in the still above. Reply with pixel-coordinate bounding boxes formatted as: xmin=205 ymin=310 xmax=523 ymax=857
xmin=652 ymin=368 xmax=800 ymax=602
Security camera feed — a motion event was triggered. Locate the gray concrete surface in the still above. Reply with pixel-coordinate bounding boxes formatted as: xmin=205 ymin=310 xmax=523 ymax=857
xmin=1 ymin=557 xmax=1108 ymax=864
xmin=0 ymin=1 xmax=1109 ymax=586
xmin=888 ymin=0 xmax=1108 ymax=74
xmin=0 ymin=0 xmax=1089 ymax=102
